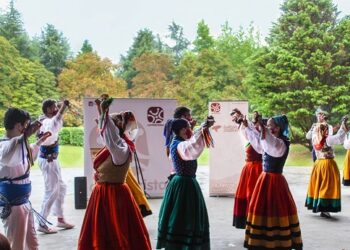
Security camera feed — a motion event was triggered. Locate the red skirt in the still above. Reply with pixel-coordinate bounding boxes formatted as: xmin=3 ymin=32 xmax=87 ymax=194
xmin=233 ymin=161 xmax=262 ymax=229
xmin=78 ymin=183 xmax=151 ymax=250
xmin=244 ymin=172 xmax=302 ymax=249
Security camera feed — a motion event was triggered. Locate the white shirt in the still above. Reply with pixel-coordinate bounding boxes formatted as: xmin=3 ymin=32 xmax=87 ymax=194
xmin=0 ymin=135 xmax=39 ymax=184
xmin=100 ymin=115 xmax=130 ymax=165
xmin=39 ymin=113 xmax=63 ymax=145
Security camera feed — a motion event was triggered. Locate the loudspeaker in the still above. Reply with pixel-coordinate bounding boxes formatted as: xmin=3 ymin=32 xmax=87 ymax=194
xmin=74 ymin=177 xmax=87 ymax=209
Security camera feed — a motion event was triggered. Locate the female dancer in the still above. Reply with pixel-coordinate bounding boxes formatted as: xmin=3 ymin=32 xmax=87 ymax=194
xmin=78 ymin=98 xmax=151 ymax=250
xmin=305 ymin=116 xmax=348 ymax=218
xmin=157 ymin=117 xmax=214 ymax=250
xmin=232 ymin=111 xmax=263 ymax=229
xmin=233 ymin=111 xmax=303 ymax=249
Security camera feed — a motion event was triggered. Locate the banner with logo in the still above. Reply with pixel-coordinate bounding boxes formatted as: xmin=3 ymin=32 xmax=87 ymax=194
xmin=208 ymin=101 xmax=249 ymax=196
xmin=83 ymin=98 xmax=177 ymax=197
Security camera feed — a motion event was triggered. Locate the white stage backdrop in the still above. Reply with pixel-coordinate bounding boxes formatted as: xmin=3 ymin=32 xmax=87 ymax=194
xmin=208 ymin=101 xmax=249 ymax=196
xmin=83 ymin=98 xmax=177 ymax=197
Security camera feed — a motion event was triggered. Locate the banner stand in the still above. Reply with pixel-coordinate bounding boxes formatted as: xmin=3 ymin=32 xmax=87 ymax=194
xmin=208 ymin=100 xmax=248 ymax=197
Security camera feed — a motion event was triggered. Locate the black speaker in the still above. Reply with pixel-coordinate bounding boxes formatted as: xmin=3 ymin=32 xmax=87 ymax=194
xmin=74 ymin=177 xmax=87 ymax=209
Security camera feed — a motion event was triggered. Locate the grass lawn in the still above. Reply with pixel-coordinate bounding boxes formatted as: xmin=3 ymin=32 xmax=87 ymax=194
xmin=32 ymin=145 xmax=84 ymax=169
xmin=37 ymin=144 xmax=347 ymax=169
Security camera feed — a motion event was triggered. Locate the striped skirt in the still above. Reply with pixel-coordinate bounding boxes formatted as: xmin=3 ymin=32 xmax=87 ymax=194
xmin=343 ymin=150 xmax=350 ymax=186
xmin=233 ymin=161 xmax=262 ymax=229
xmin=305 ymin=158 xmax=341 ymax=212
xmin=244 ymin=172 xmax=302 ymax=250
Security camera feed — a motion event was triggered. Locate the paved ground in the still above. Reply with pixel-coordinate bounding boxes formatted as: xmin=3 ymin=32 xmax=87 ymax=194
xmin=1 ymin=166 xmax=350 ymax=250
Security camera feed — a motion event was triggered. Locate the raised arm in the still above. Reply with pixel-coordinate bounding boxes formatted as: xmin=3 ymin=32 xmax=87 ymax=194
xmin=0 ymin=135 xmax=24 ymax=166
xmin=177 ymin=128 xmax=206 ymax=161
xmin=100 ymin=115 xmax=130 ymax=165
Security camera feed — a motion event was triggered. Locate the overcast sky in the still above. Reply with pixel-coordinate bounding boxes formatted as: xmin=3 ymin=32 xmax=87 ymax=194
xmin=0 ymin=0 xmax=349 ymax=62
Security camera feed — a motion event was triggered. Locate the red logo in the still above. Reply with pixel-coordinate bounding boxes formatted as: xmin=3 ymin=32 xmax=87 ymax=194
xmin=210 ymin=103 xmax=221 ymax=113
xmin=147 ymin=107 xmax=164 ymax=124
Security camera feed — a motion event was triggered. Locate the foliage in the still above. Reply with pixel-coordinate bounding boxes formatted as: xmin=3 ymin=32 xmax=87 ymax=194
xmin=58 ymin=52 xmax=127 ymax=126
xmin=0 ymin=36 xmax=58 ymax=119
xmin=245 ymin=0 xmax=350 ymax=144
xmin=0 ymin=0 xmax=38 ymax=60
xmin=130 ymin=51 xmax=177 ymax=98
xmin=39 ymin=24 xmax=71 ymax=77
xmin=193 ymin=20 xmax=214 ymax=52
xmin=167 ymin=22 xmax=190 ymax=64
xmin=79 ymin=39 xmax=93 ymax=54
xmin=118 ymin=28 xmax=162 ymax=89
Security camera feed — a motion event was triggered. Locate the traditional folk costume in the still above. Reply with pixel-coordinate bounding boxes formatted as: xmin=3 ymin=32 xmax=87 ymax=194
xmin=305 ymin=123 xmax=347 ymax=213
xmin=306 ymin=109 xmax=333 ymax=162
xmin=0 ymin=135 xmax=40 ymax=250
xmin=243 ymin=116 xmax=302 ymax=250
xmin=37 ymin=112 xmax=70 ymax=231
xmin=157 ymin=121 xmax=211 ymax=250
xmin=343 ymin=132 xmax=350 ymax=186
xmin=233 ymin=125 xmax=263 ymax=229
xmin=78 ymin=113 xmax=151 ymax=250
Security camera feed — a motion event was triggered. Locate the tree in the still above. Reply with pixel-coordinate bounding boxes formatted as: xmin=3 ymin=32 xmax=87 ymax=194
xmin=0 ymin=0 xmax=37 ymax=60
xmin=193 ymin=20 xmax=214 ymax=52
xmin=118 ymin=28 xmax=160 ymax=89
xmin=79 ymin=39 xmax=93 ymax=54
xmin=176 ymin=49 xmax=238 ymax=120
xmin=246 ymin=0 xmax=350 ymax=144
xmin=215 ymin=23 xmax=261 ymax=99
xmin=167 ymin=22 xmax=190 ymax=63
xmin=39 ymin=24 xmax=71 ymax=77
xmin=58 ymin=52 xmax=127 ymax=126
xmin=0 ymin=36 xmax=58 ymax=119
xmin=130 ymin=52 xmax=176 ymax=98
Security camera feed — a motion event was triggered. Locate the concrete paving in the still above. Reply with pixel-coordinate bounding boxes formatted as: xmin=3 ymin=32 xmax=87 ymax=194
xmin=1 ymin=166 xmax=350 ymax=250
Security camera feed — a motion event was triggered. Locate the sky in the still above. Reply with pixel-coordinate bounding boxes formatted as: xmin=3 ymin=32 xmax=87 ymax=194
xmin=0 ymin=0 xmax=349 ymax=62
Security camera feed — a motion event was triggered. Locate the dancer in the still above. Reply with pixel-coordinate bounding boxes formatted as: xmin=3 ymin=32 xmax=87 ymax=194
xmin=305 ymin=116 xmax=348 ymax=218
xmin=0 ymin=108 xmax=51 ymax=249
xmin=157 ymin=117 xmax=214 ymax=250
xmin=37 ymin=99 xmax=74 ymax=233
xmin=232 ymin=111 xmax=303 ymax=249
xmin=306 ymin=108 xmax=333 ymax=162
xmin=343 ymin=130 xmax=350 ymax=186
xmin=163 ymin=106 xmax=196 ymax=180
xmin=232 ymin=110 xmax=263 ymax=229
xmin=78 ymin=97 xmax=151 ymax=250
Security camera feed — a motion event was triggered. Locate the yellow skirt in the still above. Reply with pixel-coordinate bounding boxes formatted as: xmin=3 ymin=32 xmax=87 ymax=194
xmin=126 ymin=168 xmax=152 ymax=217
xmin=343 ymin=150 xmax=350 ymax=186
xmin=305 ymin=159 xmax=341 ymax=212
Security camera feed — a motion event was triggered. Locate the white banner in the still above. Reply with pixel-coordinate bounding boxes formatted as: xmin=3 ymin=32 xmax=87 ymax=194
xmin=83 ymin=98 xmax=177 ymax=197
xmin=208 ymin=101 xmax=248 ymax=196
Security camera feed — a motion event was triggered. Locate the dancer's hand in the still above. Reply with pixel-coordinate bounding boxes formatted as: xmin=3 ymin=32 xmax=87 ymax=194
xmin=36 ymin=131 xmax=52 ymax=145
xmin=24 ymin=120 xmax=42 ymax=138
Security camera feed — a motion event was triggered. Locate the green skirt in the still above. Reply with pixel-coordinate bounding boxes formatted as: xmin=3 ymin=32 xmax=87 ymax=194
xmin=157 ymin=175 xmax=210 ymax=250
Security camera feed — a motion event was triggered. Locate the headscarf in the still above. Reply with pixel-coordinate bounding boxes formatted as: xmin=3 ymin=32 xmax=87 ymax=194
xmin=163 ymin=119 xmax=175 ymax=148
xmin=315 ymin=107 xmax=329 ymax=116
xmin=313 ymin=122 xmax=329 ymax=150
xmin=272 ymin=115 xmax=289 ymax=138
xmin=110 ymin=111 xmax=138 ymax=140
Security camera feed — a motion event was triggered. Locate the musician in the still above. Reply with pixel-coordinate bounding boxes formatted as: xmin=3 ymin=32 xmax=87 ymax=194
xmin=37 ymin=99 xmax=74 ymax=234
xmin=0 ymin=108 xmax=50 ymax=249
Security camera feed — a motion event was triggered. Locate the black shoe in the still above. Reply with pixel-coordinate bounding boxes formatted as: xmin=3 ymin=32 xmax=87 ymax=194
xmin=320 ymin=212 xmax=331 ymax=218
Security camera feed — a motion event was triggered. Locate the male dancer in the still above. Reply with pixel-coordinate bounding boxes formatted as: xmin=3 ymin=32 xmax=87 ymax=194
xmin=37 ymin=99 xmax=74 ymax=233
xmin=0 ymin=108 xmax=50 ymax=249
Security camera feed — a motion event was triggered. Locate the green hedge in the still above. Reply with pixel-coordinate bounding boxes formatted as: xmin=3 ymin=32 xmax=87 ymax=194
xmin=0 ymin=127 xmax=84 ymax=146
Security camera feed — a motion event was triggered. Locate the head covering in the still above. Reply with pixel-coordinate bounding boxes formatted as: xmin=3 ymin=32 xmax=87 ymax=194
xmin=315 ymin=107 xmax=329 ymax=116
xmin=313 ymin=122 xmax=329 ymax=150
xmin=163 ymin=119 xmax=175 ymax=148
xmin=272 ymin=115 xmax=289 ymax=138
xmin=171 ymin=118 xmax=190 ymax=136
xmin=110 ymin=111 xmax=138 ymax=140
